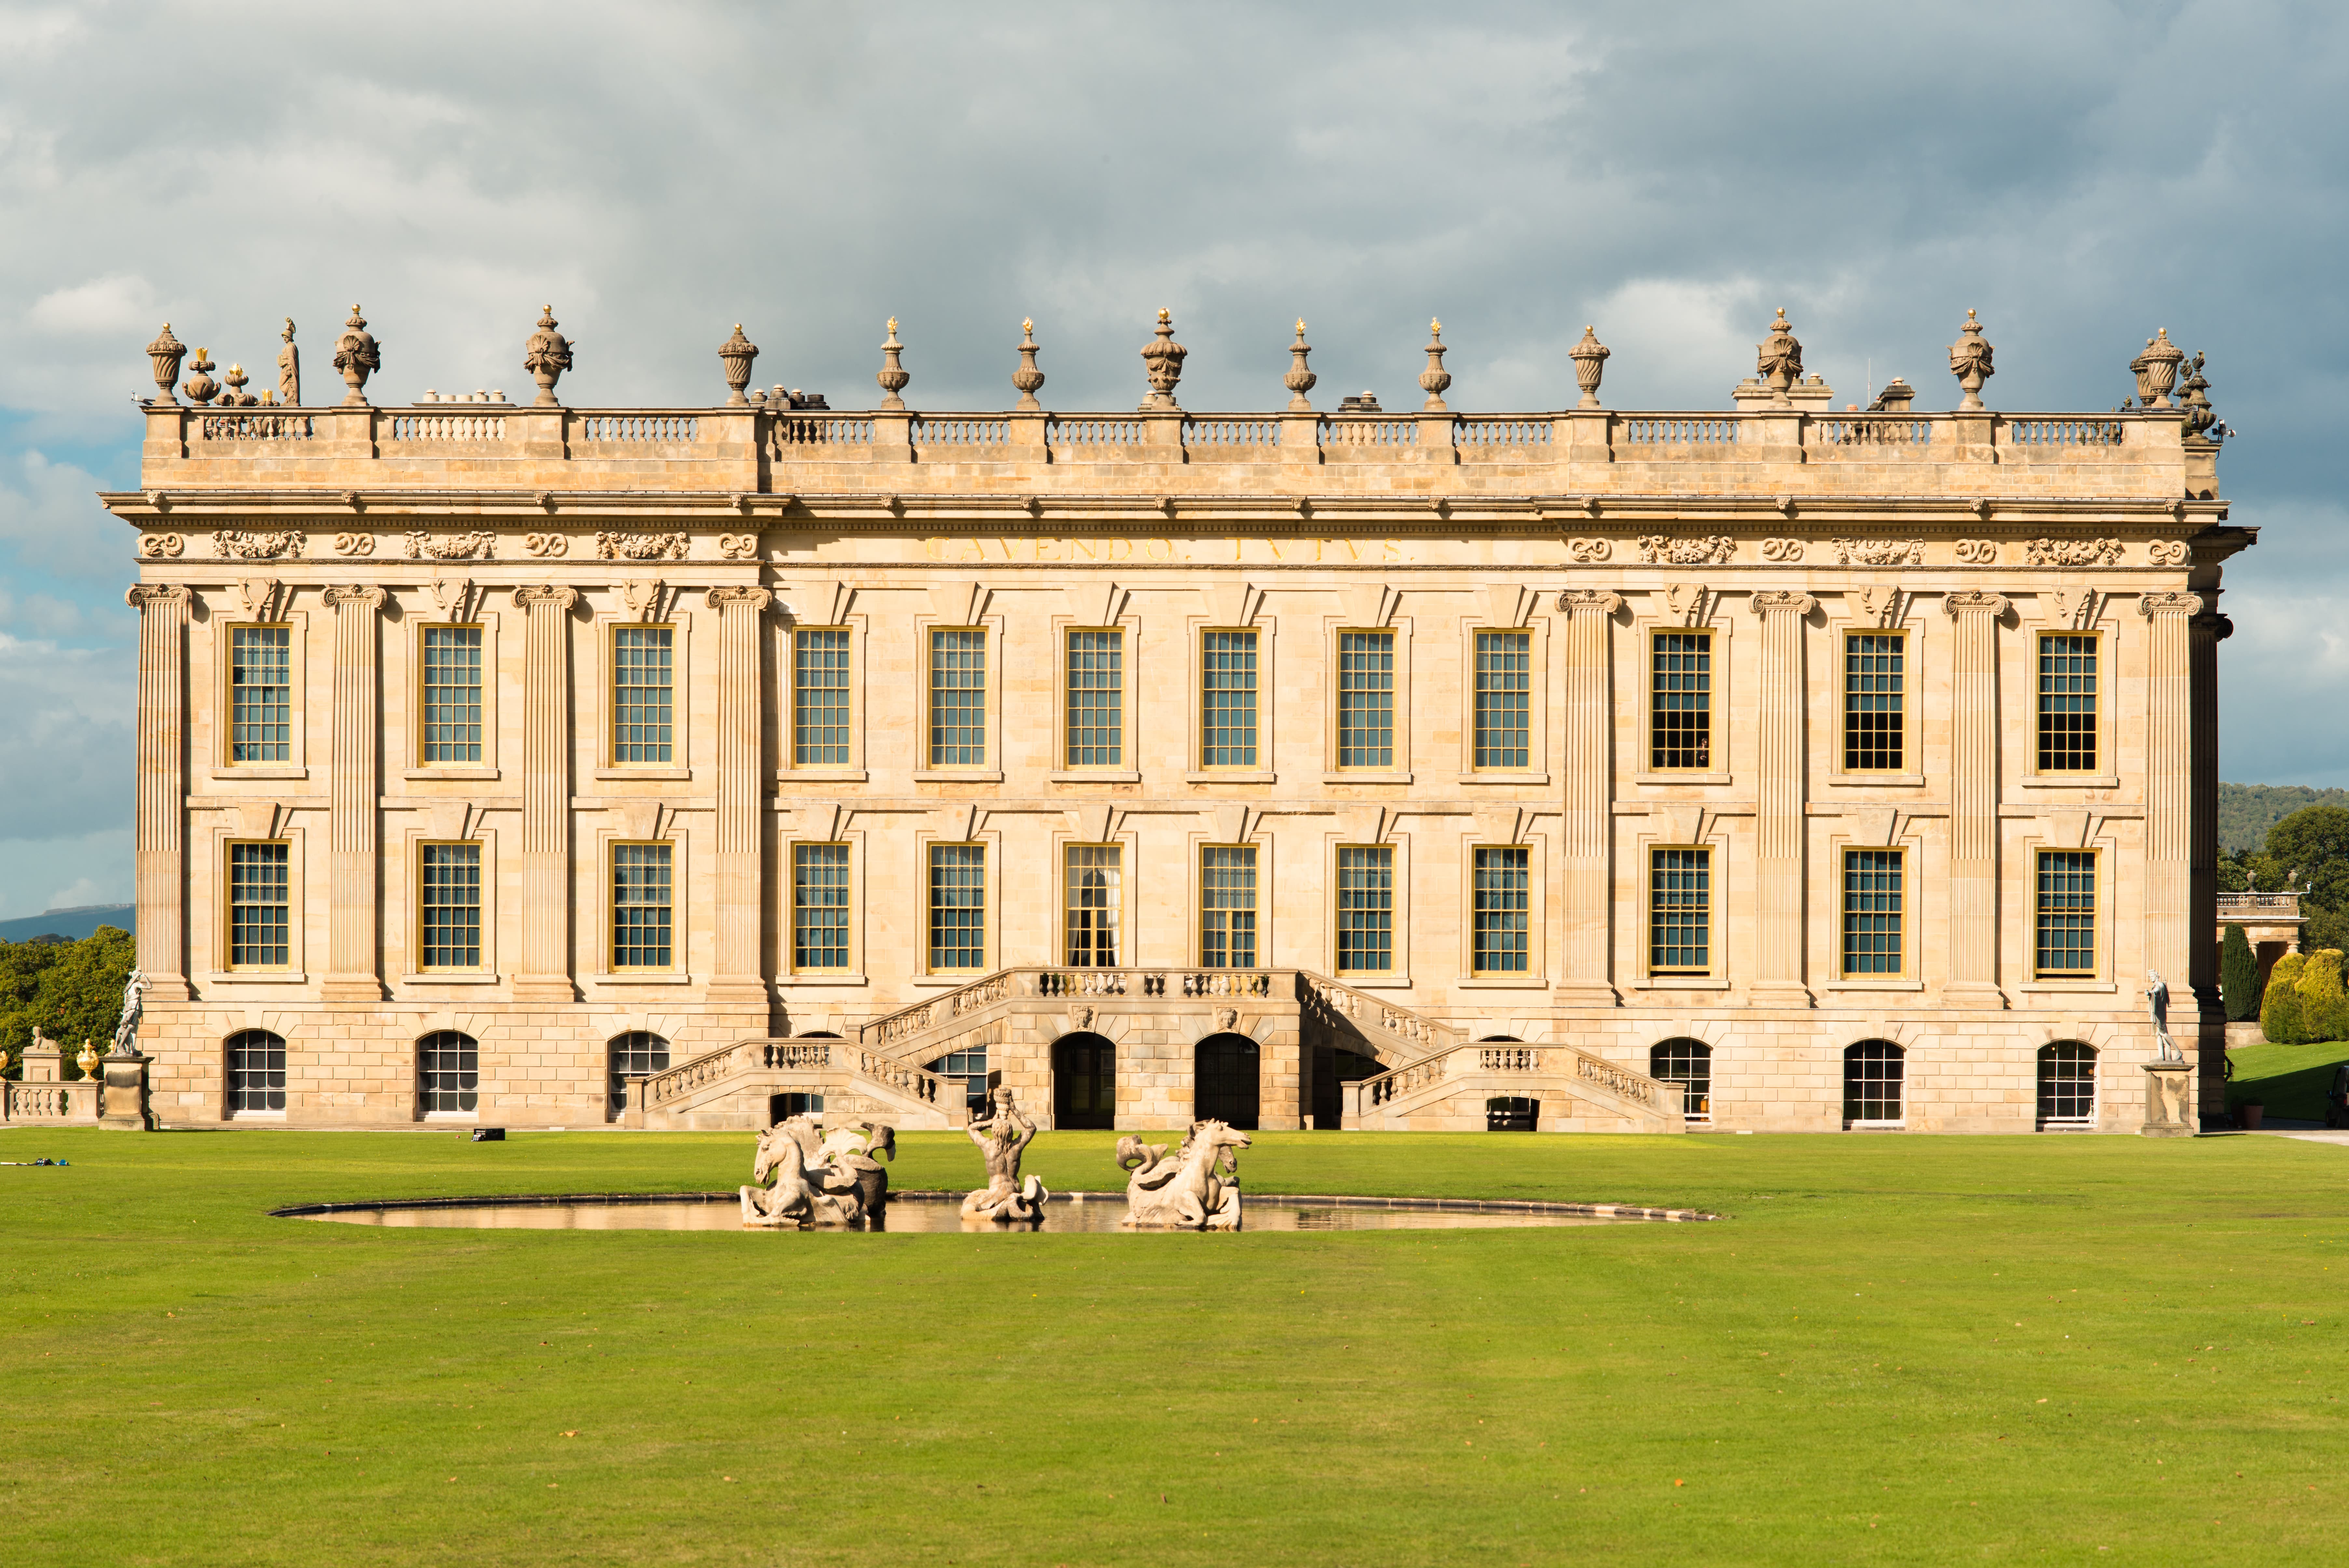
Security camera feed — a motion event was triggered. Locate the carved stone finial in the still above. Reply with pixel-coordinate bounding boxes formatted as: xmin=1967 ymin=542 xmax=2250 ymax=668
xmin=876 ymin=317 xmax=909 ymax=411
xmin=1948 ymin=308 xmax=1995 ymax=411
xmin=1139 ymin=307 xmax=1187 ymax=411
xmin=2137 ymin=327 xmax=2184 ymax=408
xmin=1568 ymin=324 xmax=1610 ymax=408
xmin=145 ymin=323 xmax=187 ymax=404
xmin=1012 ymin=318 xmax=1045 ymax=410
xmin=1418 ymin=318 xmax=1452 ymax=411
xmin=1757 ymin=308 xmax=1803 ymax=406
xmin=277 ymin=318 xmax=300 ymax=407
xmin=1283 ymin=319 xmax=1316 ymax=412
xmin=523 ymin=306 xmax=573 ymax=408
xmin=716 ymin=322 xmax=759 ymax=406
xmin=221 ymin=362 xmax=253 ymax=406
xmin=332 ymin=305 xmax=380 ymax=407
xmin=2178 ymin=350 xmax=2220 ymax=443
xmin=177 ymin=346 xmax=218 ymax=406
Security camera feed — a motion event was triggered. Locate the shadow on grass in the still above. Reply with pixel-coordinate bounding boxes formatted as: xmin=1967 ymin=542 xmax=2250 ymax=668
xmin=2228 ymin=1038 xmax=2349 ymax=1120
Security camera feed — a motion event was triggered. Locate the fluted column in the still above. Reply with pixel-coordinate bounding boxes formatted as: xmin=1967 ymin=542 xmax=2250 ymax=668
xmin=2141 ymin=591 xmax=2201 ymax=1000
xmin=126 ymin=584 xmax=191 ymax=1001
xmin=320 ymin=585 xmax=387 ymax=1001
xmin=1750 ymin=591 xmax=1816 ymax=1007
xmin=513 ymin=586 xmax=579 ymax=1002
xmin=1944 ymin=591 xmax=2011 ymax=1007
xmin=705 ymin=586 xmax=772 ymax=1010
xmin=2191 ymin=605 xmax=2228 ymax=1108
xmin=1555 ymin=589 xmax=1622 ymax=1005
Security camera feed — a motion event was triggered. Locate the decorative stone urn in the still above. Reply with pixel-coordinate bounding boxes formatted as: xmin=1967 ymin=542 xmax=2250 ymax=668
xmin=717 ymin=323 xmax=758 ymax=406
xmin=1283 ymin=320 xmax=1316 ymax=411
xmin=524 ymin=307 xmax=573 ymax=407
xmin=332 ymin=306 xmax=380 ymax=406
xmin=146 ymin=323 xmax=187 ymax=403
xmin=1948 ymin=309 xmax=1995 ymax=410
xmin=1012 ymin=319 xmax=1045 ymax=410
xmin=2138 ymin=328 xmax=2184 ymax=408
xmin=1568 ymin=324 xmax=1610 ymax=408
xmin=1138 ymin=308 xmax=1186 ymax=411
xmin=876 ymin=318 xmax=909 ymax=411
xmin=1418 ymin=319 xmax=1451 ymax=411
xmin=1756 ymin=308 xmax=1803 ymax=406
xmin=182 ymin=348 xmax=220 ymax=406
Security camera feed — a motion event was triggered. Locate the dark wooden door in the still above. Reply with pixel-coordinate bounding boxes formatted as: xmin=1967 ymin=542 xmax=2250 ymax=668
xmin=1194 ymin=1034 xmax=1260 ymax=1130
xmin=1052 ymin=1035 xmax=1117 ymax=1129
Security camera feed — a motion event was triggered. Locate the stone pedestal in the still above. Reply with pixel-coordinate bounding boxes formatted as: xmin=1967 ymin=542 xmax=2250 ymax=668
xmin=99 ymin=1054 xmax=152 ymax=1130
xmin=2141 ymin=1061 xmax=2195 ymax=1138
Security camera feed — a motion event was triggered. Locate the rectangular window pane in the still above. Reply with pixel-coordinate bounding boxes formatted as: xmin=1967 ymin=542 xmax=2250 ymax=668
xmin=1063 ymin=844 xmax=1122 ymax=966
xmin=929 ymin=629 xmax=987 ymax=768
xmin=419 ymin=842 xmax=482 ymax=969
xmin=1649 ymin=847 xmax=1710 ymax=973
xmin=1064 ymin=630 xmax=1123 ymax=768
xmin=792 ymin=843 xmax=851 ymax=971
xmin=228 ymin=841 xmax=291 ymax=967
xmin=1336 ymin=845 xmax=1394 ymax=973
xmin=1201 ymin=630 xmax=1259 ymax=769
xmin=420 ymin=626 xmax=483 ymax=764
xmin=612 ymin=627 xmax=674 ymax=764
xmin=2037 ymin=635 xmax=2097 ymax=772
xmin=2036 ymin=851 xmax=2098 ymax=976
xmin=1842 ymin=633 xmax=1903 ymax=772
xmin=1337 ymin=631 xmax=1395 ymax=769
xmin=1473 ymin=631 xmax=1531 ymax=769
xmin=928 ymin=843 xmax=986 ymax=971
xmin=1199 ymin=846 xmax=1258 ymax=969
xmin=228 ymin=1032 xmax=286 ymax=1112
xmin=1840 ymin=849 xmax=1903 ymax=976
xmin=1472 ymin=846 xmax=1530 ymax=974
xmin=230 ymin=626 xmax=292 ymax=763
xmin=793 ymin=628 xmax=851 ymax=767
xmin=611 ymin=843 xmax=673 ymax=969
xmin=1651 ymin=632 xmax=1711 ymax=770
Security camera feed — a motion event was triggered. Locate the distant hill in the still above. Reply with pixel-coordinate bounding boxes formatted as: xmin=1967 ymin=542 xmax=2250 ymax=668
xmin=2220 ymin=783 xmax=2349 ymax=855
xmin=0 ymin=904 xmax=135 ymax=944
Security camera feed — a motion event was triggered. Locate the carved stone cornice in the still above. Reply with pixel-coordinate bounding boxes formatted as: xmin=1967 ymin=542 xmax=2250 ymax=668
xmin=512 ymin=585 xmax=579 ymax=611
xmin=1554 ymin=589 xmax=1623 ymax=615
xmin=705 ymin=586 xmax=773 ymax=610
xmin=2139 ymin=590 xmax=2207 ymax=619
xmin=124 ymin=583 xmax=191 ymax=610
xmin=1749 ymin=590 xmax=1817 ymax=617
xmin=1943 ymin=590 xmax=2011 ymax=618
xmin=322 ymin=584 xmax=386 ymax=610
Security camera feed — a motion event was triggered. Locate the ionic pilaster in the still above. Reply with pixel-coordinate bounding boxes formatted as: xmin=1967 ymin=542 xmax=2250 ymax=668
xmin=706 ymin=585 xmax=772 ymax=1009
xmin=321 ymin=584 xmax=386 ymax=1001
xmin=2140 ymin=591 xmax=2203 ymax=1012
xmin=513 ymin=585 xmax=579 ymax=1002
xmin=1749 ymin=591 xmax=1815 ymax=1006
xmin=1555 ymin=589 xmax=1621 ymax=1004
xmin=1943 ymin=590 xmax=2010 ymax=1007
xmin=126 ymin=584 xmax=191 ymax=1000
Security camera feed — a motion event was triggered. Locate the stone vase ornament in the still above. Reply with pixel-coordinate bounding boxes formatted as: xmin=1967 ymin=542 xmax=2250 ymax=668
xmin=2178 ymin=351 xmax=2219 ymax=442
xmin=1283 ymin=320 xmax=1316 ymax=411
xmin=1012 ymin=319 xmax=1045 ymax=410
xmin=1568 ymin=324 xmax=1610 ymax=408
xmin=1948 ymin=309 xmax=1995 ymax=410
xmin=717 ymin=323 xmax=758 ymax=406
xmin=1139 ymin=308 xmax=1187 ymax=411
xmin=332 ymin=306 xmax=380 ymax=406
xmin=147 ymin=323 xmax=187 ymax=403
xmin=2138 ymin=328 xmax=2184 ymax=408
xmin=524 ymin=307 xmax=573 ymax=407
xmin=876 ymin=318 xmax=909 ymax=410
xmin=222 ymin=363 xmax=254 ymax=407
xmin=182 ymin=348 xmax=220 ymax=406
xmin=1419 ymin=319 xmax=1452 ymax=411
xmin=1757 ymin=309 xmax=1804 ymax=406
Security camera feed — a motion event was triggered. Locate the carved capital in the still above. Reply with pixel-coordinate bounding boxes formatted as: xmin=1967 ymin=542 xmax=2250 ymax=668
xmin=322 ymin=584 xmax=386 ymax=611
xmin=1943 ymin=590 xmax=2011 ymax=618
xmin=124 ymin=583 xmax=191 ymax=611
xmin=1554 ymin=589 xmax=1623 ymax=616
xmin=512 ymin=585 xmax=579 ymax=612
xmin=2138 ymin=590 xmax=2206 ymax=619
xmin=1749 ymin=590 xmax=1816 ymax=617
xmin=705 ymin=586 xmax=773 ymax=611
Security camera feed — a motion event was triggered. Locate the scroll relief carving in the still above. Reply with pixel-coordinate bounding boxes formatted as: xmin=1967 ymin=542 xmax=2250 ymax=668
xmin=214 ymin=529 xmax=304 ymax=559
xmin=139 ymin=533 xmax=184 ymax=558
xmin=1831 ymin=538 xmax=1924 ymax=566
xmin=405 ymin=530 xmax=496 ymax=561
xmin=332 ymin=532 xmax=374 ymax=557
xmin=2145 ymin=539 xmax=2191 ymax=566
xmin=715 ymin=532 xmax=761 ymax=560
xmin=1638 ymin=534 xmax=1735 ymax=566
xmin=2024 ymin=538 xmax=2124 ymax=567
xmin=596 ymin=530 xmax=688 ymax=561
xmin=1759 ymin=537 xmax=1803 ymax=562
xmin=523 ymin=532 xmax=569 ymax=558
xmin=1566 ymin=537 xmax=1611 ymax=563
xmin=1953 ymin=539 xmax=1997 ymax=564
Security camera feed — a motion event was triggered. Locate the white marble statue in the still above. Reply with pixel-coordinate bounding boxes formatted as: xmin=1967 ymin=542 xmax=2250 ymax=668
xmin=1117 ymin=1119 xmax=1251 ymax=1230
xmin=739 ymin=1115 xmax=895 ymax=1227
xmin=111 ymin=969 xmax=147 ymax=1057
xmin=961 ymin=1086 xmax=1049 ymax=1222
xmin=2146 ymin=970 xmax=2183 ymax=1063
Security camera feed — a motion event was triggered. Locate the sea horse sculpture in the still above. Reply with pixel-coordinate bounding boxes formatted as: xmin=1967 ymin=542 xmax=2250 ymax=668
xmin=962 ymin=1086 xmax=1049 ymax=1222
xmin=1117 ymin=1119 xmax=1251 ymax=1230
xmin=739 ymin=1115 xmax=895 ymax=1227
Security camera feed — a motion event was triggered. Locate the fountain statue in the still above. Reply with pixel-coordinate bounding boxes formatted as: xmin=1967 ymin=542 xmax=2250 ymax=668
xmin=1117 ymin=1120 xmax=1252 ymax=1230
xmin=961 ymin=1085 xmax=1049 ymax=1222
xmin=739 ymin=1116 xmax=895 ymax=1227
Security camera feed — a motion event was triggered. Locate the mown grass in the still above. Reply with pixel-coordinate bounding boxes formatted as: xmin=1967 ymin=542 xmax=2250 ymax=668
xmin=0 ymin=1126 xmax=2343 ymax=1566
xmin=2229 ymin=1039 xmax=2349 ymax=1121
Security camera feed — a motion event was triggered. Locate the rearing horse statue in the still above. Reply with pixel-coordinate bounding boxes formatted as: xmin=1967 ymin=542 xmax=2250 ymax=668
xmin=739 ymin=1115 xmax=892 ymax=1227
xmin=1117 ymin=1119 xmax=1251 ymax=1230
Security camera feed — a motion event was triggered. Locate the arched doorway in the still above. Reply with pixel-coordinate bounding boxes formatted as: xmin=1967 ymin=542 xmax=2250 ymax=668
xmin=1194 ymin=1032 xmax=1260 ymax=1129
xmin=1052 ymin=1033 xmax=1117 ymax=1129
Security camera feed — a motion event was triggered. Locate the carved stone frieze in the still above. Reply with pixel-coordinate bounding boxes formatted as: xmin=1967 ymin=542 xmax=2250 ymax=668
xmin=2145 ymin=539 xmax=2191 ymax=566
xmin=331 ymin=532 xmax=375 ymax=557
xmin=595 ymin=529 xmax=688 ymax=561
xmin=139 ymin=533 xmax=184 ymax=559
xmin=1637 ymin=534 xmax=1734 ymax=566
xmin=2024 ymin=538 xmax=2124 ymax=567
xmin=405 ymin=530 xmax=496 ymax=561
xmin=1566 ymin=536 xmax=1611 ymax=563
xmin=214 ymin=529 xmax=304 ymax=560
xmin=1943 ymin=590 xmax=2012 ymax=618
xmin=1759 ymin=537 xmax=1802 ymax=562
xmin=1953 ymin=538 xmax=1997 ymax=564
xmin=1831 ymin=538 xmax=1924 ymax=566
xmin=523 ymin=532 xmax=569 ymax=558
xmin=715 ymin=531 xmax=760 ymax=560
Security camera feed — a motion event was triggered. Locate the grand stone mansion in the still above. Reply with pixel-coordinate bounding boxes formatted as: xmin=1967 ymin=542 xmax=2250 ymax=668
xmin=102 ymin=306 xmax=2242 ymax=1134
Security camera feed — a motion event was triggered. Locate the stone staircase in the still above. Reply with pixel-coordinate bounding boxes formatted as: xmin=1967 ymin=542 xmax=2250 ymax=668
xmin=1343 ymin=1041 xmax=1686 ymax=1134
xmin=856 ymin=965 xmax=1293 ymax=1067
xmin=625 ymin=1038 xmax=964 ymax=1131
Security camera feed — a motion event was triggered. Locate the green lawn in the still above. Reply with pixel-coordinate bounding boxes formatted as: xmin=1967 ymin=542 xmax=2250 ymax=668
xmin=2229 ymin=1039 xmax=2349 ymax=1122
xmin=2 ymin=1127 xmax=2344 ymax=1566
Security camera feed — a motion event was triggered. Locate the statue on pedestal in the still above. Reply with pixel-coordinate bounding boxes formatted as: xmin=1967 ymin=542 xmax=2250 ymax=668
xmin=2146 ymin=970 xmax=2184 ymax=1063
xmin=111 ymin=970 xmax=147 ymax=1057
xmin=277 ymin=319 xmax=300 ymax=407
xmin=739 ymin=1116 xmax=895 ymax=1227
xmin=1117 ymin=1120 xmax=1251 ymax=1230
xmin=962 ymin=1086 xmax=1048 ymax=1222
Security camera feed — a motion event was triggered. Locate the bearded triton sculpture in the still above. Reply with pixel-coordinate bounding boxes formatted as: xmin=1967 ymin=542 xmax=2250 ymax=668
xmin=1117 ymin=1120 xmax=1251 ymax=1230
xmin=739 ymin=1116 xmax=896 ymax=1228
xmin=961 ymin=1085 xmax=1050 ymax=1222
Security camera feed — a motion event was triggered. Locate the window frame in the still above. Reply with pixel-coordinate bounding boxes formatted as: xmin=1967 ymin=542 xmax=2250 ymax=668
xmin=2031 ymin=628 xmax=2105 ymax=778
xmin=914 ymin=617 xmax=1003 ymax=781
xmin=1194 ymin=622 xmax=1272 ymax=778
xmin=2036 ymin=1040 xmax=2100 ymax=1129
xmin=1329 ymin=839 xmax=1405 ymax=981
xmin=1841 ymin=1039 xmax=1907 ymax=1129
xmin=606 ymin=620 xmax=679 ymax=769
xmin=1194 ymin=840 xmax=1263 ymax=971
xmin=788 ymin=623 xmax=859 ymax=774
xmin=415 ymin=1029 xmax=481 ymax=1119
xmin=225 ymin=1028 xmax=289 ymax=1117
xmin=607 ymin=1030 xmax=671 ymax=1120
xmin=1633 ymin=617 xmax=1732 ymax=784
xmin=777 ymin=831 xmax=866 ymax=985
xmin=222 ymin=838 xmax=295 ymax=973
xmin=1467 ymin=842 xmax=1534 ymax=979
xmin=787 ymin=839 xmax=857 ymax=977
xmin=1836 ymin=626 xmax=1912 ymax=777
xmin=414 ymin=838 xmax=487 ymax=974
xmin=590 ymin=834 xmax=687 ymax=981
xmin=1837 ymin=844 xmax=1908 ymax=980
xmin=2031 ymin=845 xmax=2103 ymax=981
xmin=1460 ymin=622 xmax=1547 ymax=779
xmin=1057 ymin=839 xmax=1129 ymax=968
xmin=410 ymin=619 xmax=496 ymax=776
xmin=212 ymin=610 xmax=308 ymax=779
xmin=1648 ymin=1037 xmax=1714 ymax=1124
xmin=1329 ymin=624 xmax=1404 ymax=775
xmin=1052 ymin=619 xmax=1137 ymax=779
xmin=922 ymin=837 xmax=993 ymax=976
xmin=1641 ymin=842 xmax=1719 ymax=984
xmin=1646 ymin=625 xmax=1716 ymax=774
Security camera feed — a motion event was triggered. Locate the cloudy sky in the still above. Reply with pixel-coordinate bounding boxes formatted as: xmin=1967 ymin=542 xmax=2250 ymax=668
xmin=0 ymin=1 xmax=2341 ymax=918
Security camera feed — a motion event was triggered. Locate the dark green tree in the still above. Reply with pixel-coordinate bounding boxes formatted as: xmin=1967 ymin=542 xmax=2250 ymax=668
xmin=2267 ymin=803 xmax=2349 ymax=931
xmin=2220 ymin=923 xmax=2262 ymax=1021
xmin=0 ymin=927 xmax=133 ymax=1080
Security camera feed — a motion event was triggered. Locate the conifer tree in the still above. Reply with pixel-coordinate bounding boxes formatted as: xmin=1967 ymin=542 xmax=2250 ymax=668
xmin=2221 ymin=923 xmax=2262 ymax=1021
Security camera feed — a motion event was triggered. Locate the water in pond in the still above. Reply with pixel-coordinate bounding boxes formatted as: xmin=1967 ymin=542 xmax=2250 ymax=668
xmin=289 ymin=1192 xmax=1688 ymax=1232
